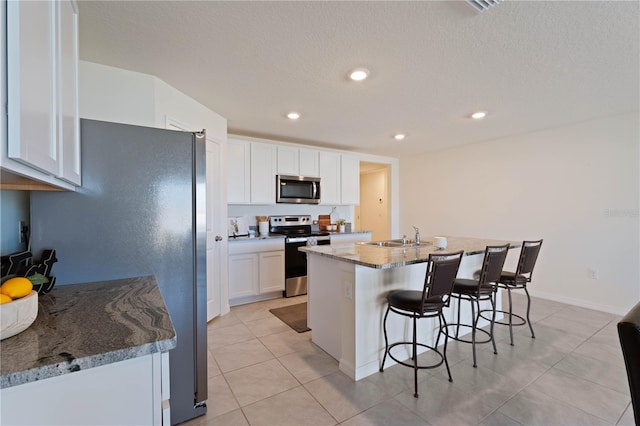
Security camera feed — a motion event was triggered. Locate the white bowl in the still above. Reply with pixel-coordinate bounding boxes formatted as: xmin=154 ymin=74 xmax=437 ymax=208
xmin=0 ymin=290 xmax=38 ymax=340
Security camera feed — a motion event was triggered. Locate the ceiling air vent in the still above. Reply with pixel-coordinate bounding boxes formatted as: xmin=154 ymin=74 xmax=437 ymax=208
xmin=466 ymin=0 xmax=502 ymax=13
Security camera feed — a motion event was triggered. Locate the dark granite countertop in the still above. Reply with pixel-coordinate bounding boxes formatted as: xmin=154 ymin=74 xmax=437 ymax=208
xmin=300 ymin=236 xmax=521 ymax=269
xmin=0 ymin=276 xmax=176 ymax=389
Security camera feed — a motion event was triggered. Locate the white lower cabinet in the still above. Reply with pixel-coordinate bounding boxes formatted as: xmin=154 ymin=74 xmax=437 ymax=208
xmin=0 ymin=352 xmax=170 ymax=426
xmin=259 ymin=251 xmax=286 ymax=293
xmin=228 ymin=239 xmax=285 ymax=305
xmin=228 ymin=253 xmax=259 ymax=299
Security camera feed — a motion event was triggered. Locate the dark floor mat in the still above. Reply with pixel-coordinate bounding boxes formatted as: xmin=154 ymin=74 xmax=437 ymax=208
xmin=269 ymin=303 xmax=310 ymax=333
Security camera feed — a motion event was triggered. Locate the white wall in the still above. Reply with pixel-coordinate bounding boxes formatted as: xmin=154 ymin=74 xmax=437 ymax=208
xmin=79 ymin=61 xmax=228 ymax=138
xmin=78 ymin=61 xmax=155 ymax=126
xmin=400 ymin=113 xmax=639 ymax=315
xmin=153 ymin=78 xmax=226 ymax=140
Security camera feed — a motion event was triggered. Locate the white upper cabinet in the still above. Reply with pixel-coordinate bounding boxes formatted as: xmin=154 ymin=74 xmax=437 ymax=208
xmin=299 ymin=148 xmax=319 ymax=177
xmin=250 ymin=142 xmax=277 ymax=204
xmin=277 ymin=146 xmax=319 ymax=177
xmin=228 ymin=136 xmax=360 ymax=206
xmin=228 ymin=138 xmax=277 ymax=205
xmin=319 ymin=151 xmax=341 ymax=205
xmin=56 ymin=0 xmax=80 ymax=185
xmin=276 ymin=146 xmax=299 ymax=176
xmin=340 ymin=154 xmax=360 ymax=205
xmin=7 ymin=1 xmax=57 ymax=175
xmin=227 ymin=138 xmax=251 ymax=203
xmin=4 ymin=0 xmax=80 ymax=188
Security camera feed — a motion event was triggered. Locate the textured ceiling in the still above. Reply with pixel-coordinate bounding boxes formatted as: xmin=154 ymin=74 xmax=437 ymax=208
xmin=77 ymin=1 xmax=639 ymax=157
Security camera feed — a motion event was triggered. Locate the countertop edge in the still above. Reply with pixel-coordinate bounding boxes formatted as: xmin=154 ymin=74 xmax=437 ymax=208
xmin=300 ymin=237 xmax=522 ymax=269
xmin=0 ymin=276 xmax=177 ymax=390
xmin=1 ymin=336 xmax=177 ymax=389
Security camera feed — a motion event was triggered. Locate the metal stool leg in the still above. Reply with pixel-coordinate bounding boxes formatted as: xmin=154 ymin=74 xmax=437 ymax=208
xmin=490 ymin=292 xmax=498 ymax=355
xmin=413 ymin=317 xmax=418 ymax=398
xmin=455 ymin=296 xmax=462 ymax=338
xmin=524 ymin=285 xmax=535 ymax=339
xmin=507 ymin=286 xmax=514 ymax=346
xmin=440 ymin=312 xmax=453 ymax=382
xmin=471 ymin=298 xmax=477 ymax=368
xmin=380 ymin=305 xmax=390 ymax=372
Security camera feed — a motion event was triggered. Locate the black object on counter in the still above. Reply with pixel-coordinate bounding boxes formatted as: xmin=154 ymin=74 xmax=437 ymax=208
xmin=0 ymin=249 xmax=57 ymax=294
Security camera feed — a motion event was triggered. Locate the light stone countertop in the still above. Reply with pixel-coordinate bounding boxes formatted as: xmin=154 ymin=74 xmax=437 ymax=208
xmin=299 ymin=236 xmax=521 ymax=269
xmin=227 ymin=234 xmax=285 ymax=242
xmin=227 ymin=230 xmax=371 ymax=242
xmin=0 ymin=276 xmax=176 ymax=389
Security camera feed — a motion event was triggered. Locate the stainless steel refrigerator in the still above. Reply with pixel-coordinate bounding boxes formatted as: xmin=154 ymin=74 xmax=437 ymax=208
xmin=30 ymin=119 xmax=208 ymax=424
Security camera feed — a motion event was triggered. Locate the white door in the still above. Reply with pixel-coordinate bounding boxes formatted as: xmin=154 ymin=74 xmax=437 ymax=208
xmin=166 ymin=119 xmax=225 ymax=321
xmin=205 ymin=138 xmax=225 ymax=320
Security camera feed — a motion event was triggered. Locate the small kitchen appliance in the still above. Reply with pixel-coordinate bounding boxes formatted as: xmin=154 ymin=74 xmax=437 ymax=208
xmin=269 ymin=215 xmax=330 ymax=297
xmin=276 ymin=175 xmax=321 ymax=204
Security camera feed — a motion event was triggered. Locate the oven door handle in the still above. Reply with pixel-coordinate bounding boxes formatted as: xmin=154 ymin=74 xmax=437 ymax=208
xmin=286 ymin=237 xmax=308 ymax=244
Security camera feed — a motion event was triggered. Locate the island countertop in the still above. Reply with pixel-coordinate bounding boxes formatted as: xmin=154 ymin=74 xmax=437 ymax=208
xmin=0 ymin=276 xmax=176 ymax=389
xmin=300 ymin=236 xmax=521 ymax=269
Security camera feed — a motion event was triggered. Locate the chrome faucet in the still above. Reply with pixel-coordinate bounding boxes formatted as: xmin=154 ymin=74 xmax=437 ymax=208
xmin=413 ymin=226 xmax=420 ymax=245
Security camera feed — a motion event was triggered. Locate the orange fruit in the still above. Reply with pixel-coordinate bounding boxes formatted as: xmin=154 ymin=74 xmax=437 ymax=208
xmin=1 ymin=277 xmax=33 ymax=299
xmin=0 ymin=294 xmax=12 ymax=304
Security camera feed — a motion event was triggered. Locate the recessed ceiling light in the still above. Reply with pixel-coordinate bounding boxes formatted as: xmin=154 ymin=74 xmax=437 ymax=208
xmin=349 ymin=68 xmax=370 ymax=81
xmin=471 ymin=111 xmax=487 ymax=120
xmin=394 ymin=134 xmax=406 ymax=140
xmin=286 ymin=112 xmax=300 ymax=120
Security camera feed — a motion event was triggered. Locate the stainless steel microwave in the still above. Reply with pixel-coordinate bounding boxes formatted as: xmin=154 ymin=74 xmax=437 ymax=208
xmin=276 ymin=175 xmax=321 ymax=204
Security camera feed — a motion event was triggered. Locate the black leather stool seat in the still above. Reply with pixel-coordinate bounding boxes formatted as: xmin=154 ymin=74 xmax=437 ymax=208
xmin=453 ymin=278 xmax=495 ymax=296
xmin=498 ymin=271 xmax=528 ymax=286
xmin=387 ymin=291 xmax=444 ymax=313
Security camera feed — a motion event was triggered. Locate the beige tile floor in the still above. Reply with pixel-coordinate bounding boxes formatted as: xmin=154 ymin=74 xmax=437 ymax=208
xmin=184 ymin=293 xmax=635 ymax=426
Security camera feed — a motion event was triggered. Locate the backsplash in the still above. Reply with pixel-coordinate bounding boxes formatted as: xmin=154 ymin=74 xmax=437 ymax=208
xmin=228 ymin=204 xmax=354 ymax=228
xmin=0 ymin=190 xmax=30 ymax=255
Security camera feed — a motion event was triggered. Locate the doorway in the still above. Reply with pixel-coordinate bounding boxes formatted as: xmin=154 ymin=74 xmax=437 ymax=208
xmin=356 ymin=162 xmax=390 ymax=241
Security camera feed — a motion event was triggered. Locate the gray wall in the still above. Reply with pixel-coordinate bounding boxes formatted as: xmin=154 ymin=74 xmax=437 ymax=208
xmin=0 ymin=190 xmax=30 ymax=255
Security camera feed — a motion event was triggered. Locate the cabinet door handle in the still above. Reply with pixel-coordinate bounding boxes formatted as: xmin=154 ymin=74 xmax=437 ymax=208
xmin=215 ymin=235 xmax=223 ymax=241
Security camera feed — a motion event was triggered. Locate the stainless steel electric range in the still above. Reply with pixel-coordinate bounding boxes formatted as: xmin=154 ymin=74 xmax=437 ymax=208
xmin=269 ymin=215 xmax=330 ymax=297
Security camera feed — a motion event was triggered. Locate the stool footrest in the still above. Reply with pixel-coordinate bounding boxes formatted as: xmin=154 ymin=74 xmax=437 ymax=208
xmin=479 ymin=309 xmax=527 ymax=326
xmin=442 ymin=323 xmax=494 ymax=345
xmin=384 ymin=342 xmax=445 ymax=370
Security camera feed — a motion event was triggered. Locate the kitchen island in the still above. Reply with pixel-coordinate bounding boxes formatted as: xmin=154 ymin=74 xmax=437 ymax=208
xmin=300 ymin=236 xmax=519 ymax=381
xmin=0 ymin=276 xmax=176 ymax=425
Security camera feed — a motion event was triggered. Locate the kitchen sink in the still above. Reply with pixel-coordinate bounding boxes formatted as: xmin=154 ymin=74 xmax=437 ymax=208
xmin=364 ymin=239 xmax=427 ymax=248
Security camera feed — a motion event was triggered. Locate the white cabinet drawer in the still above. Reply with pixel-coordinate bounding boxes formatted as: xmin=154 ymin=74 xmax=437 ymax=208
xmin=229 ymin=238 xmax=284 ymax=255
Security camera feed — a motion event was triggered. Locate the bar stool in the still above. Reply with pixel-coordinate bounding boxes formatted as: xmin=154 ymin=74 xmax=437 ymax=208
xmin=445 ymin=244 xmax=509 ymax=368
xmin=491 ymin=239 xmax=543 ymax=346
xmin=380 ymin=251 xmax=464 ymax=398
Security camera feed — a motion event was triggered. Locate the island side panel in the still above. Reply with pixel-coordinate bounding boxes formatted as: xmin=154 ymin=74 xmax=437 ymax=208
xmin=351 ymin=262 xmax=430 ymax=380
xmin=307 ymin=253 xmax=343 ymax=360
